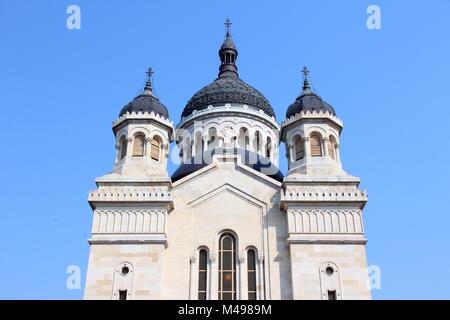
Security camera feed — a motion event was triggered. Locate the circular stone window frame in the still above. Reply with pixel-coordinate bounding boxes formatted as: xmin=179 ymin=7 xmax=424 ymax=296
xmin=322 ymin=262 xmax=338 ymax=277
xmin=325 ymin=266 xmax=335 ymax=276
xmin=119 ymin=264 xmax=132 ymax=276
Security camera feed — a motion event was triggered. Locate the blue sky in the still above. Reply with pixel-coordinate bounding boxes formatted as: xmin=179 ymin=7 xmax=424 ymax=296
xmin=1 ymin=0 xmax=449 ymax=299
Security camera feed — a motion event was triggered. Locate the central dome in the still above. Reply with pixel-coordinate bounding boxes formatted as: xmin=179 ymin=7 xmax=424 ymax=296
xmin=182 ymin=76 xmax=274 ymax=118
xmin=181 ymin=24 xmax=275 ymax=119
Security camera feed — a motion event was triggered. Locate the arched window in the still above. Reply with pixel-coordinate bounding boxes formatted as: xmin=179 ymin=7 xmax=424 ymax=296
xmin=328 ymin=136 xmax=336 ymax=160
xmin=132 ymin=134 xmax=145 ymax=157
xmin=266 ymin=137 xmax=272 ymax=159
xmin=194 ymin=132 xmax=203 ymax=158
xmin=218 ymin=232 xmax=236 ymax=300
xmin=295 ymin=137 xmax=304 ymax=161
xmin=245 ymin=135 xmax=250 ymax=150
xmin=198 ymin=249 xmax=208 ymax=300
xmin=255 ymin=132 xmax=261 ymax=154
xmin=310 ymin=134 xmax=323 ymax=157
xmin=151 ymin=137 xmax=161 ymax=161
xmin=207 ymin=128 xmax=217 ymax=149
xmin=119 ymin=136 xmax=127 ymax=160
xmin=238 ymin=128 xmax=249 ymax=150
xmin=247 ymin=249 xmax=257 ymax=300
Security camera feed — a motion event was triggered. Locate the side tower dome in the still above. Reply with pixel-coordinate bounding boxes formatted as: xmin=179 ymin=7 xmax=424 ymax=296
xmin=112 ymin=68 xmax=174 ymax=177
xmin=281 ymin=67 xmax=343 ymax=176
xmin=173 ymin=19 xmax=282 ymax=182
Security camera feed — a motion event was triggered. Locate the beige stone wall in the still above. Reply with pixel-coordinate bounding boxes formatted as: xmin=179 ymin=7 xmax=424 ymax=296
xmin=160 ymin=158 xmax=293 ymax=299
xmin=84 ymin=156 xmax=370 ymax=300
xmin=84 ymin=244 xmax=165 ymax=300
xmin=289 ymin=244 xmax=371 ymax=300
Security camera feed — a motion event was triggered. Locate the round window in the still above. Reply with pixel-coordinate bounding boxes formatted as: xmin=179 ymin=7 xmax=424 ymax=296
xmin=325 ymin=266 xmax=334 ymax=276
xmin=121 ymin=266 xmax=130 ymax=275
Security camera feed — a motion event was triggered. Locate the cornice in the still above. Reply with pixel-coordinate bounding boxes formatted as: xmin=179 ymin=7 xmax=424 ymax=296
xmin=177 ymin=103 xmax=280 ymax=131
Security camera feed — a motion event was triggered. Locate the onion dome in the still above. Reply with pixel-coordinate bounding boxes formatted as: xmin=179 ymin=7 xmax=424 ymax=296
xmin=119 ymin=67 xmax=169 ymax=119
xmin=171 ymin=148 xmax=284 ymax=182
xmin=285 ymin=66 xmax=336 ymax=118
xmin=181 ymin=19 xmax=275 ymax=119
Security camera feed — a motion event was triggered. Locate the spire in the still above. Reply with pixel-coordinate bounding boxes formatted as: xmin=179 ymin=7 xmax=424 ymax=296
xmin=142 ymin=67 xmax=154 ymax=96
xmin=302 ymin=66 xmax=312 ymax=94
xmin=218 ymin=18 xmax=238 ymax=78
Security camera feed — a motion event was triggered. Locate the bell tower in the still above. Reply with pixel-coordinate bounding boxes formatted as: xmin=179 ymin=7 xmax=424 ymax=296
xmin=84 ymin=68 xmax=174 ymax=300
xmin=280 ymin=67 xmax=371 ymax=300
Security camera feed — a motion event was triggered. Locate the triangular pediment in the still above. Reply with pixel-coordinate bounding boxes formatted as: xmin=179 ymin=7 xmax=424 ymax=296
xmin=188 ymin=183 xmax=267 ymax=210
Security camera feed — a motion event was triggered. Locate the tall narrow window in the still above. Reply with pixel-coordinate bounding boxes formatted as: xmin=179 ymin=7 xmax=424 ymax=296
xmin=119 ymin=136 xmax=127 ymax=160
xmin=119 ymin=290 xmax=127 ymax=300
xmin=328 ymin=136 xmax=336 ymax=160
xmin=328 ymin=290 xmax=337 ymax=300
xmin=198 ymin=249 xmax=208 ymax=300
xmin=132 ymin=134 xmax=145 ymax=157
xmin=256 ymin=132 xmax=261 ymax=153
xmin=295 ymin=137 xmax=304 ymax=160
xmin=266 ymin=138 xmax=272 ymax=158
xmin=310 ymin=134 xmax=323 ymax=157
xmin=218 ymin=233 xmax=236 ymax=300
xmin=244 ymin=135 xmax=250 ymax=150
xmin=247 ymin=249 xmax=257 ymax=300
xmin=151 ymin=138 xmax=160 ymax=161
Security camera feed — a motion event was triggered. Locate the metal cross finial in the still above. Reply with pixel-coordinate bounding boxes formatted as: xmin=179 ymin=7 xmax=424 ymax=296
xmin=225 ymin=18 xmax=232 ymax=34
xmin=143 ymin=67 xmax=154 ymax=96
xmin=146 ymin=67 xmax=154 ymax=79
xmin=302 ymin=66 xmax=309 ymax=78
xmin=302 ymin=66 xmax=311 ymax=92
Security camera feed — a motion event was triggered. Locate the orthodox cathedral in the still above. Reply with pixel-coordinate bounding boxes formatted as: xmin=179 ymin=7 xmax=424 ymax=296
xmin=84 ymin=20 xmax=371 ymax=300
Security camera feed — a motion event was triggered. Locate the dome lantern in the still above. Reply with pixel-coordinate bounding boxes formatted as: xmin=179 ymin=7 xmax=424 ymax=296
xmin=218 ymin=18 xmax=239 ymax=79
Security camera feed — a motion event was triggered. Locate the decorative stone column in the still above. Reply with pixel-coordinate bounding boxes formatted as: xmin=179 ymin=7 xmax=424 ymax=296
xmin=115 ymin=143 xmax=120 ymax=163
xmin=289 ymin=142 xmax=295 ymax=164
xmin=304 ymin=136 xmax=311 ymax=159
xmin=257 ymin=254 xmax=264 ymax=300
xmin=210 ymin=253 xmax=217 ymax=300
xmin=126 ymin=137 xmax=133 ymax=157
xmin=189 ymin=254 xmax=197 ymax=300
xmin=323 ymin=137 xmax=330 ymax=157
xmin=203 ymin=136 xmax=209 ymax=152
xmin=145 ymin=137 xmax=152 ymax=157
xmin=248 ymin=132 xmax=255 ymax=152
xmin=335 ymin=143 xmax=341 ymax=162
xmin=239 ymin=253 xmax=247 ymax=300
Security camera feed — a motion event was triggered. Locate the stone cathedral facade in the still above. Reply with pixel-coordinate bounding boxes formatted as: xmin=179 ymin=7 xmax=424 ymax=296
xmin=84 ymin=22 xmax=371 ymax=300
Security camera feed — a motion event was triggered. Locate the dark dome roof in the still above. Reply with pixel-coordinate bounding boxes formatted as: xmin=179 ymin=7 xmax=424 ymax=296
xmin=119 ymin=94 xmax=169 ymax=119
xmin=182 ymin=76 xmax=275 ymax=119
xmin=171 ymin=148 xmax=284 ymax=182
xmin=286 ymin=66 xmax=336 ymax=119
xmin=285 ymin=92 xmax=335 ymax=119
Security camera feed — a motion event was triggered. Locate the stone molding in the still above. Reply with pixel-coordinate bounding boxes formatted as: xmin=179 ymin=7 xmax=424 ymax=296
xmin=113 ymin=110 xmax=174 ymax=129
xmin=88 ymin=233 xmax=168 ymax=246
xmin=92 ymin=209 xmax=168 ymax=234
xmin=287 ymin=208 xmax=364 ymax=234
xmin=88 ymin=186 xmax=174 ymax=209
xmin=281 ymin=185 xmax=367 ymax=205
xmin=177 ymin=103 xmax=280 ymax=131
xmin=281 ymin=109 xmax=343 ymax=129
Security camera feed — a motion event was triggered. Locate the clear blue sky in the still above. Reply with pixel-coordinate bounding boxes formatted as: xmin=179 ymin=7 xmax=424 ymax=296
xmin=1 ymin=0 xmax=449 ymax=299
